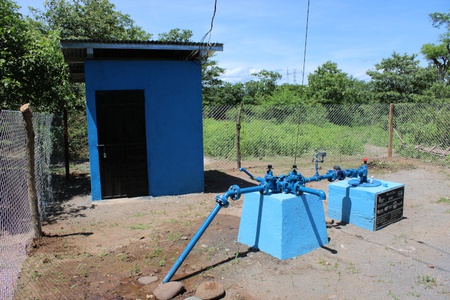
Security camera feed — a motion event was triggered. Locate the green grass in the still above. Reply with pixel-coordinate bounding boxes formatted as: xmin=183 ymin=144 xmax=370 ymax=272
xmin=146 ymin=248 xmax=163 ymax=259
xmin=167 ymin=232 xmax=183 ymax=241
xmin=128 ymin=223 xmax=152 ymax=230
xmin=436 ymin=197 xmax=450 ymax=204
xmin=416 ymin=274 xmax=437 ymax=288
xmin=203 ymin=118 xmax=387 ymax=158
xmin=129 ymin=213 xmax=146 ymax=218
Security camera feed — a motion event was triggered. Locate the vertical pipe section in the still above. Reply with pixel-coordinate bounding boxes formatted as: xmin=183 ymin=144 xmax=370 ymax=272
xmin=162 ymin=203 xmax=223 ymax=283
xmin=388 ymin=103 xmax=394 ymax=158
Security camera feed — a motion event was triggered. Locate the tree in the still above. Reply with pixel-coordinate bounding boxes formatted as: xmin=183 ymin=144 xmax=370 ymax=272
xmin=158 ymin=28 xmax=193 ymax=42
xmin=202 ymin=58 xmax=225 ymax=105
xmin=307 ymin=61 xmax=362 ymax=104
xmin=266 ymin=84 xmax=308 ymax=106
xmin=421 ymin=43 xmax=450 ymax=83
xmin=418 ymin=82 xmax=450 ymax=102
xmin=428 ymin=11 xmax=450 ymax=42
xmin=366 ymin=52 xmax=435 ymax=103
xmin=29 ymin=0 xmax=152 ymax=40
xmin=241 ymin=70 xmax=282 ymax=105
xmin=1 ymin=0 xmax=71 ymax=111
xmin=218 ymin=82 xmax=246 ymax=106
xmin=252 ymin=70 xmax=282 ymax=97
xmin=421 ymin=11 xmax=450 ymax=83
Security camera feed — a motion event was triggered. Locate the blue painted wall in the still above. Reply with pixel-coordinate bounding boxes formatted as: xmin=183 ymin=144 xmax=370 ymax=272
xmin=84 ymin=60 xmax=204 ymax=200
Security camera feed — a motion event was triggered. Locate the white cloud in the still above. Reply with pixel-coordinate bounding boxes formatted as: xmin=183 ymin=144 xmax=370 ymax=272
xmin=221 ymin=67 xmax=253 ymax=83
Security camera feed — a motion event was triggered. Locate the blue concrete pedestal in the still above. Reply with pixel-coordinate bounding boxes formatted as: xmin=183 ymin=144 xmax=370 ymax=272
xmin=237 ymin=192 xmax=328 ymax=260
xmin=328 ymin=180 xmax=405 ymax=231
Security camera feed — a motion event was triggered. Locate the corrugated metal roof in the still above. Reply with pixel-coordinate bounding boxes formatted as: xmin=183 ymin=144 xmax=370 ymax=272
xmin=61 ymin=39 xmax=224 ymax=83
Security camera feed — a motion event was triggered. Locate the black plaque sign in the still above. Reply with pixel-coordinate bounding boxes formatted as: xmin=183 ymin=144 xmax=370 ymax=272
xmin=375 ymin=186 xmax=404 ymax=230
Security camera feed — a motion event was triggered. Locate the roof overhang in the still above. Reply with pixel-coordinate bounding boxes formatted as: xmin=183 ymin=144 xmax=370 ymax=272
xmin=61 ymin=40 xmax=224 ymax=83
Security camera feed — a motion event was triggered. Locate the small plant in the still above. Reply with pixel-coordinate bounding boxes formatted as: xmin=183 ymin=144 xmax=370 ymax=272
xmin=394 ymin=232 xmax=408 ymax=243
xmin=436 ymin=197 xmax=450 ymax=204
xmin=150 ymin=210 xmax=167 ymax=216
xmin=180 ymin=220 xmax=192 ymax=227
xmin=159 ymin=255 xmax=166 ymax=266
xmin=146 ymin=248 xmax=163 ymax=259
xmin=117 ymin=253 xmax=128 ymax=261
xmin=388 ymin=290 xmax=400 ymax=300
xmin=167 ymin=232 xmax=183 ymax=241
xmin=31 ymin=270 xmax=42 ymax=280
xmin=345 ymin=263 xmax=359 ymax=274
xmin=331 ymin=262 xmax=339 ymax=272
xmin=416 ymin=274 xmax=437 ymax=288
xmin=129 ymin=213 xmax=146 ymax=218
xmin=129 ymin=263 xmax=141 ymax=276
xmin=77 ymin=263 xmax=89 ymax=277
xmin=129 ymin=223 xmax=152 ymax=230
xmin=230 ymin=252 xmax=241 ymax=265
xmin=99 ymin=252 xmax=111 ymax=258
xmin=407 ymin=290 xmax=421 ymax=297
xmin=317 ymin=257 xmax=327 ymax=266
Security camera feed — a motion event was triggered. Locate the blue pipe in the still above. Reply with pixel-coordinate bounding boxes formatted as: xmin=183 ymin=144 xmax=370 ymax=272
xmin=162 ymin=158 xmax=368 ymax=283
xmin=162 ymin=203 xmax=222 ymax=283
xmin=303 ymin=170 xmax=335 ymax=183
xmin=239 ymin=167 xmax=255 ymax=180
xmin=295 ymin=185 xmax=327 ymax=200
xmin=162 ymin=185 xmax=264 ymax=283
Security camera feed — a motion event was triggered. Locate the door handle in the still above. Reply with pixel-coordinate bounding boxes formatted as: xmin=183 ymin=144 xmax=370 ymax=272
xmin=98 ymin=144 xmax=107 ymax=158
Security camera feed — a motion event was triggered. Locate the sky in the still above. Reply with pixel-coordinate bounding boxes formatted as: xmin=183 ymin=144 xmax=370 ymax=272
xmin=16 ymin=0 xmax=450 ymax=84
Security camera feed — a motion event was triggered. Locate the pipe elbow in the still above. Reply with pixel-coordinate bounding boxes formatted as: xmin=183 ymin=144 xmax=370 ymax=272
xmin=297 ymin=186 xmax=326 ymax=200
xmin=316 ymin=190 xmax=326 ymax=200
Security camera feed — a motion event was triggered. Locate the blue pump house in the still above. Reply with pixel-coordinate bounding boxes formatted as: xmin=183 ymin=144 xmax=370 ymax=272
xmin=61 ymin=40 xmax=223 ymax=200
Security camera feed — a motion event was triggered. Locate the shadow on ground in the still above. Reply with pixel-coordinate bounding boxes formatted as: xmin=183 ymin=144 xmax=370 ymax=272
xmin=44 ymin=172 xmax=92 ymax=224
xmin=44 ymin=169 xmax=254 ymax=223
xmin=52 ymin=173 xmax=91 ymax=202
xmin=204 ymin=170 xmax=255 ymax=193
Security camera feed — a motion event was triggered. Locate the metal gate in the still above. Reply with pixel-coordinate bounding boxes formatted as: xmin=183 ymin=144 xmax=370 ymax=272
xmin=95 ymin=90 xmax=149 ymax=198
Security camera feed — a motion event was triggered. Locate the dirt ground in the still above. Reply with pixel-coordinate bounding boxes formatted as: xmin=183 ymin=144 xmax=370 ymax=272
xmin=20 ymin=157 xmax=450 ymax=299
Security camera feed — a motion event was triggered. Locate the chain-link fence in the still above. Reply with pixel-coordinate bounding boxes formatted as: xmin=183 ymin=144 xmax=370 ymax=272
xmin=203 ymin=103 xmax=450 ymax=173
xmin=0 ymin=110 xmax=54 ymax=300
xmin=1 ymin=102 xmax=449 ymax=299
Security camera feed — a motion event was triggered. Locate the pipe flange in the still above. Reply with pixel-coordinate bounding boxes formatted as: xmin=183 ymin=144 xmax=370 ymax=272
xmin=228 ymin=185 xmax=241 ymax=201
xmin=294 ymin=182 xmax=304 ymax=196
xmin=215 ymin=195 xmax=229 ymax=208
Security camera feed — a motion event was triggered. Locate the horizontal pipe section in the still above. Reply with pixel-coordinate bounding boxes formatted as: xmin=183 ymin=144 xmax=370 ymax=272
xmin=297 ymin=185 xmax=327 ymax=200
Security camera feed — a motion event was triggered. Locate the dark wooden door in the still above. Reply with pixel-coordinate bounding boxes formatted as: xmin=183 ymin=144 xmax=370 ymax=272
xmin=96 ymin=90 xmax=148 ymax=199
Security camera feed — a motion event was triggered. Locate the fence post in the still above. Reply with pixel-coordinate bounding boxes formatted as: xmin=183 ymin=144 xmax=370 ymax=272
xmin=388 ymin=103 xmax=394 ymax=158
xmin=236 ymin=102 xmax=243 ymax=169
xmin=63 ymin=106 xmax=70 ymax=180
xmin=20 ymin=103 xmax=43 ymax=238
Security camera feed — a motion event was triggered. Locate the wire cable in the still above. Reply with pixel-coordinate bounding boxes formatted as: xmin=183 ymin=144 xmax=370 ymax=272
xmin=301 ymin=0 xmax=311 ymax=86
xmin=199 ymin=0 xmax=218 ymax=64
xmin=294 ymin=0 xmax=311 ymax=165
xmin=200 ymin=0 xmax=218 ymax=45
